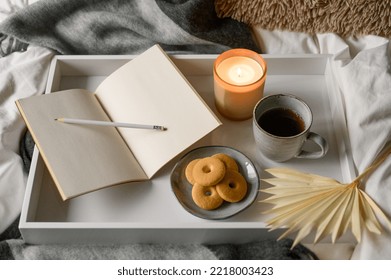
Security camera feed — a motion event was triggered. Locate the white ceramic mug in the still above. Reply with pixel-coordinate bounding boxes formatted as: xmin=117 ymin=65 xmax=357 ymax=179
xmin=252 ymin=94 xmax=328 ymax=162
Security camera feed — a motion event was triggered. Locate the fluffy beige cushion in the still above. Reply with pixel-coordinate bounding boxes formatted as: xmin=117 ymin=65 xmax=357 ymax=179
xmin=215 ymin=0 xmax=391 ymax=37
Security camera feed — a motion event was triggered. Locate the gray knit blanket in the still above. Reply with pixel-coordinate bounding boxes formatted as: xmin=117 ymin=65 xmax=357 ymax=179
xmin=0 ymin=0 xmax=317 ymax=260
xmin=0 ymin=0 xmax=260 ymax=56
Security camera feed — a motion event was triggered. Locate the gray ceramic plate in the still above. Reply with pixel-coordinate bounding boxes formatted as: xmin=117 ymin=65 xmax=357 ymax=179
xmin=170 ymin=146 xmax=260 ymax=220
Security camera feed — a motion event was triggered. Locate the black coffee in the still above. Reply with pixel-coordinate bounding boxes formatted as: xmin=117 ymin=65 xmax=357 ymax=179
xmin=257 ymin=108 xmax=305 ymax=137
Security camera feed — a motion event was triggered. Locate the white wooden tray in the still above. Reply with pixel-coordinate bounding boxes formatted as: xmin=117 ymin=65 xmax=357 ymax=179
xmin=19 ymin=54 xmax=356 ymax=244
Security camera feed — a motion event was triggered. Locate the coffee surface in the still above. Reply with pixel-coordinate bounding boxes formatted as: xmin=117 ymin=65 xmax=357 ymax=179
xmin=257 ymin=108 xmax=305 ymax=137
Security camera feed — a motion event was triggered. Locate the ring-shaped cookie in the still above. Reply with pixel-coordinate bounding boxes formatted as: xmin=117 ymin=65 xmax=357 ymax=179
xmin=212 ymin=153 xmax=239 ymax=172
xmin=192 ymin=183 xmax=223 ymax=210
xmin=216 ymin=170 xmax=247 ymax=202
xmin=192 ymin=157 xmax=226 ymax=186
xmin=185 ymin=159 xmax=200 ymax=184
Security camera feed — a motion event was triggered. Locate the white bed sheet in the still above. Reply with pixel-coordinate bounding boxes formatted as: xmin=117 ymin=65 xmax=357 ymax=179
xmin=0 ymin=45 xmax=53 ymax=231
xmin=0 ymin=0 xmax=390 ymax=259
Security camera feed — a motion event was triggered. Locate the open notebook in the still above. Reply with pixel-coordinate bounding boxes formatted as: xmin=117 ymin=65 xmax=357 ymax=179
xmin=16 ymin=45 xmax=221 ymax=200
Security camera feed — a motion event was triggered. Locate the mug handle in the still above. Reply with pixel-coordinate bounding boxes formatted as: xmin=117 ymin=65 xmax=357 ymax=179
xmin=296 ymin=132 xmax=328 ymax=159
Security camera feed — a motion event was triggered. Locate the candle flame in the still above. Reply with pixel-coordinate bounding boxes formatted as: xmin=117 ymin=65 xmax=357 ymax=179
xmin=236 ymin=67 xmax=242 ymax=77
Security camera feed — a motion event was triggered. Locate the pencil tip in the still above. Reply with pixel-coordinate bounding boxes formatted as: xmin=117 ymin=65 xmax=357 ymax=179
xmin=153 ymin=125 xmax=167 ymax=131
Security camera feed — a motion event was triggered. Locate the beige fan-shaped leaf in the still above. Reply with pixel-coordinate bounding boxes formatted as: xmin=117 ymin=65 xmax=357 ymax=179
xmin=260 ymin=147 xmax=391 ymax=248
xmin=317 ymin=187 xmax=353 ymax=242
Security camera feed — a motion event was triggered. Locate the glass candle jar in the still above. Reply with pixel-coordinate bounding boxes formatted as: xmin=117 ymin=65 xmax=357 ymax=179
xmin=213 ymin=49 xmax=267 ymax=120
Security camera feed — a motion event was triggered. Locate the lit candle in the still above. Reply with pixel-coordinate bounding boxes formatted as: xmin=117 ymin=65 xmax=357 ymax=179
xmin=217 ymin=57 xmax=263 ymax=86
xmin=213 ymin=49 xmax=267 ymax=120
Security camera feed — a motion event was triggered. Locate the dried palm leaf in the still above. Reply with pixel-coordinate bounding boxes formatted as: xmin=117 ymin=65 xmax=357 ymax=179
xmin=260 ymin=147 xmax=391 ymax=248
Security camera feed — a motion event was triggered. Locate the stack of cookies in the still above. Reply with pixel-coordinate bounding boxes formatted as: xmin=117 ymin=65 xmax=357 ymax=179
xmin=185 ymin=153 xmax=248 ymax=210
